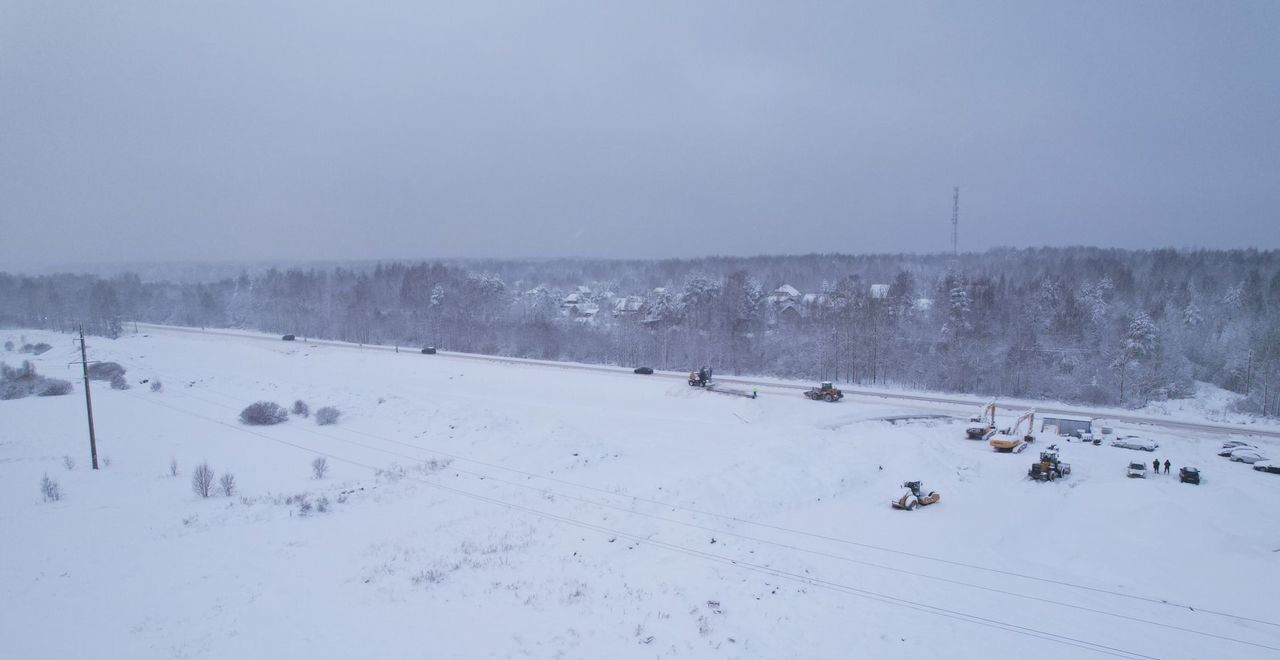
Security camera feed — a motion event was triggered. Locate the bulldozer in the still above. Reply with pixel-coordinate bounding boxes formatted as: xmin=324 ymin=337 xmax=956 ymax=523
xmin=803 ymin=381 xmax=844 ymax=402
xmin=990 ymin=409 xmax=1036 ymax=453
xmin=688 ymin=366 xmax=712 ymax=388
xmin=966 ymin=402 xmax=997 ymax=440
xmin=1028 ymin=446 xmax=1071 ymax=481
xmin=891 ymin=481 xmax=940 ymax=510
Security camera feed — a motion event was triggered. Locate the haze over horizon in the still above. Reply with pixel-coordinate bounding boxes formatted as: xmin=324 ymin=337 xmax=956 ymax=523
xmin=3 ymin=2 xmax=1278 ymax=267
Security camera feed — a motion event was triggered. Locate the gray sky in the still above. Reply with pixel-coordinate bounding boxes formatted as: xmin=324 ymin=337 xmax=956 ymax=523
xmin=2 ymin=1 xmax=1278 ymax=267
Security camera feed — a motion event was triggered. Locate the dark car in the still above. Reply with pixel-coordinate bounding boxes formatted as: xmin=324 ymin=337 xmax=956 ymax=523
xmin=633 ymin=366 xmax=654 ymax=375
xmin=421 ymin=346 xmax=437 ymax=354
xmin=1253 ymin=462 xmax=1280 ymax=475
xmin=282 ymin=334 xmax=296 ymax=341
xmin=1179 ymin=467 xmax=1200 ymax=484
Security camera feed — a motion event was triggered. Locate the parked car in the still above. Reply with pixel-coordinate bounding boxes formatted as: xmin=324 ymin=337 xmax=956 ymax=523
xmin=1253 ymin=462 xmax=1280 ymax=475
xmin=421 ymin=346 xmax=436 ymax=354
xmin=1126 ymin=462 xmax=1147 ymax=478
xmin=1226 ymin=449 xmax=1267 ymax=464
xmin=1179 ymin=467 xmax=1200 ymax=484
xmin=1218 ymin=445 xmax=1259 ymax=457
xmin=1111 ymin=436 xmax=1158 ymax=452
xmin=1220 ymin=440 xmax=1257 ymax=451
xmin=633 ymin=366 xmax=654 ymax=375
xmin=282 ymin=334 xmax=296 ymax=341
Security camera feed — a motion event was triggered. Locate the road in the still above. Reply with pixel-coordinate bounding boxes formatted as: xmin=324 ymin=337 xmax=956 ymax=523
xmin=133 ymin=322 xmax=1280 ymax=440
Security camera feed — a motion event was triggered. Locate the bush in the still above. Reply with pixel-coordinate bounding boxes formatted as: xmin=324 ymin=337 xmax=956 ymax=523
xmin=38 ymin=379 xmax=73 ymax=396
xmin=150 ymin=380 xmax=163 ymax=393
xmin=240 ymin=401 xmax=288 ymax=425
xmin=109 ymin=373 xmax=130 ymax=390
xmin=3 ymin=340 xmax=12 ymax=351
xmin=292 ymin=400 xmax=310 ymax=417
xmin=169 ymin=457 xmax=179 ymax=477
xmin=316 ymin=496 xmax=330 ymax=513
xmin=312 ymin=457 xmax=329 ymax=479
xmin=192 ymin=461 xmax=215 ymax=498
xmin=63 ymin=455 xmax=75 ymax=471
xmin=315 ymin=406 xmax=341 ymax=426
xmin=19 ymin=343 xmax=52 ymax=355
xmin=219 ymin=472 xmax=236 ymax=497
xmin=41 ymin=474 xmax=61 ymax=502
xmin=86 ymin=361 xmax=126 ymax=381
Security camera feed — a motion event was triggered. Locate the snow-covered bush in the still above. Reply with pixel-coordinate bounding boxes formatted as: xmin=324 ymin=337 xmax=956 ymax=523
xmin=314 ymin=406 xmax=341 ymax=426
xmin=150 ymin=380 xmax=163 ymax=393
xmin=312 ymin=457 xmax=329 ymax=479
xmin=3 ymin=340 xmax=12 ymax=351
xmin=291 ymin=400 xmax=310 ymax=417
xmin=169 ymin=457 xmax=179 ymax=477
xmin=41 ymin=474 xmax=61 ymax=502
xmin=219 ymin=472 xmax=236 ymax=496
xmin=192 ymin=461 xmax=215 ymax=498
xmin=86 ymin=361 xmax=125 ymax=381
xmin=240 ymin=401 xmax=288 ymax=425
xmin=62 ymin=455 xmax=75 ymax=471
xmin=109 ymin=373 xmax=130 ymax=390
xmin=316 ymin=496 xmax=330 ymax=513
xmin=1 ymin=361 xmax=72 ymax=400
xmin=38 ymin=379 xmax=73 ymax=396
xmin=19 ymin=343 xmax=51 ymax=355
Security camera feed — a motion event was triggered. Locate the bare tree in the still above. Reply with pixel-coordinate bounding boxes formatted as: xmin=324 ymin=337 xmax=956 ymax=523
xmin=219 ymin=472 xmax=236 ymax=496
xmin=192 ymin=461 xmax=215 ymax=498
xmin=292 ymin=400 xmax=310 ymax=417
xmin=169 ymin=457 xmax=179 ymax=477
xmin=312 ymin=456 xmax=329 ymax=479
xmin=62 ymin=455 xmax=75 ymax=471
xmin=314 ymin=406 xmax=341 ymax=426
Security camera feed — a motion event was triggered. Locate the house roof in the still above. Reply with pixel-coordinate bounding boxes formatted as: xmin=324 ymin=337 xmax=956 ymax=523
xmin=774 ymin=284 xmax=800 ymax=297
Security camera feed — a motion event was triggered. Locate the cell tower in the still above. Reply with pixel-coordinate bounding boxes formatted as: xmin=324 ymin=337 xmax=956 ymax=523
xmin=950 ymin=186 xmax=960 ymax=256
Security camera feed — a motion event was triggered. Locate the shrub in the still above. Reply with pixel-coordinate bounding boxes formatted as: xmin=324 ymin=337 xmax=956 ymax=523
xmin=19 ymin=343 xmax=52 ymax=355
xmin=312 ymin=457 xmax=329 ymax=479
xmin=38 ymin=379 xmax=73 ymax=396
xmin=240 ymin=401 xmax=288 ymax=425
xmin=315 ymin=406 xmax=341 ymax=426
xmin=41 ymin=474 xmax=61 ymax=502
xmin=3 ymin=340 xmax=12 ymax=351
xmin=150 ymin=380 xmax=163 ymax=393
xmin=62 ymin=455 xmax=75 ymax=471
xmin=316 ymin=496 xmax=330 ymax=513
xmin=109 ymin=373 xmax=130 ymax=390
xmin=169 ymin=457 xmax=179 ymax=477
xmin=292 ymin=400 xmax=310 ymax=417
xmin=219 ymin=472 xmax=236 ymax=497
xmin=86 ymin=361 xmax=126 ymax=381
xmin=192 ymin=461 xmax=215 ymax=498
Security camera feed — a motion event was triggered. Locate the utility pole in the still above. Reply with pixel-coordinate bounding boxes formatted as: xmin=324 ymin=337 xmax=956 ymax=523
xmin=73 ymin=326 xmax=100 ymax=470
xmin=951 ymin=186 xmax=960 ymax=256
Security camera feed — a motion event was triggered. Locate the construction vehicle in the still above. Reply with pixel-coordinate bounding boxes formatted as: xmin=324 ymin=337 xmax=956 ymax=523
xmin=1028 ymin=447 xmax=1071 ymax=481
xmin=990 ymin=409 xmax=1036 ymax=453
xmin=966 ymin=402 xmax=997 ymax=440
xmin=688 ymin=366 xmax=712 ymax=388
xmin=890 ymin=481 xmax=941 ymax=510
xmin=803 ymin=381 xmax=844 ymax=402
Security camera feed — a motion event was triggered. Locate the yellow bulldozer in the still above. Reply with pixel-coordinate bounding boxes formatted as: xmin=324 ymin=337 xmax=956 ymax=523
xmin=890 ymin=481 xmax=941 ymax=510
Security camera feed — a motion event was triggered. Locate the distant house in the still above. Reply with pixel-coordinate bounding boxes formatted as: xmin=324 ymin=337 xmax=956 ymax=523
xmin=913 ymin=298 xmax=934 ymax=311
xmin=869 ymin=284 xmax=890 ymax=299
xmin=612 ymin=296 xmax=645 ymax=317
xmin=769 ymin=285 xmax=801 ymax=304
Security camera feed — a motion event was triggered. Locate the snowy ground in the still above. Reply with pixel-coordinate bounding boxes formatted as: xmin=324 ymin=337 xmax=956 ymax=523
xmin=2 ymin=327 xmax=1279 ymax=660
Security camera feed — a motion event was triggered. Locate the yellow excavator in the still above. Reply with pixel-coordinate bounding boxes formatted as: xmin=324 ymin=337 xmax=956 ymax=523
xmin=891 ymin=481 xmax=941 ymax=510
xmin=990 ymin=409 xmax=1036 ymax=453
xmin=966 ymin=402 xmax=997 ymax=440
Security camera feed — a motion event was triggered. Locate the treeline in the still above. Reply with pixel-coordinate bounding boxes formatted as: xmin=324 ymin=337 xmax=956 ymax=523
xmin=2 ymin=247 xmax=1279 ymax=415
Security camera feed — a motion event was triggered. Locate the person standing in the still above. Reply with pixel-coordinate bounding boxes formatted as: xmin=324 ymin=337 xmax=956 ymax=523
xmin=1153 ymin=458 xmax=1161 ymax=474
xmin=1164 ymin=459 xmax=1171 ymax=474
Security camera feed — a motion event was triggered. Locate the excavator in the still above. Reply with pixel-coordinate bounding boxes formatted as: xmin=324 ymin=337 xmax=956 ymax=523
xmin=989 ymin=409 xmax=1036 ymax=453
xmin=891 ymin=481 xmax=941 ymax=510
xmin=966 ymin=402 xmax=997 ymax=440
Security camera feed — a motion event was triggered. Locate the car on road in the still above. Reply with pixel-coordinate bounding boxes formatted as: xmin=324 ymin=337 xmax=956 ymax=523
xmin=421 ymin=346 xmax=436 ymax=354
xmin=1126 ymin=462 xmax=1147 ymax=478
xmin=1179 ymin=467 xmax=1200 ymax=484
xmin=633 ymin=366 xmax=654 ymax=375
xmin=1225 ymin=449 xmax=1267 ymax=464
xmin=1111 ymin=436 xmax=1158 ymax=452
xmin=1253 ymin=462 xmax=1280 ymax=475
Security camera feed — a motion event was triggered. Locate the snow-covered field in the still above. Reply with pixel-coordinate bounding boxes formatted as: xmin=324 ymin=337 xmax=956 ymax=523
xmin=2 ymin=327 xmax=1278 ymax=659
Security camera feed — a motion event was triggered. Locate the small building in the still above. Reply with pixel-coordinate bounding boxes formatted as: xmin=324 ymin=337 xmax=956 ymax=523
xmin=869 ymin=284 xmax=890 ymax=299
xmin=1041 ymin=415 xmax=1094 ymax=437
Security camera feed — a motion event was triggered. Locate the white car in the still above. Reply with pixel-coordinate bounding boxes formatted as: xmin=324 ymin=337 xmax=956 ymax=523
xmin=1111 ymin=436 xmax=1158 ymax=452
xmin=1226 ymin=449 xmax=1267 ymax=464
xmin=1221 ymin=440 xmax=1257 ymax=450
xmin=1218 ymin=445 xmax=1259 ymax=457
xmin=1126 ymin=462 xmax=1147 ymax=478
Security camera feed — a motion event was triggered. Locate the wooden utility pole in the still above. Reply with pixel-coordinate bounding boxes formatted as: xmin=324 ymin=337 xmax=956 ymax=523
xmin=74 ymin=326 xmax=100 ymax=470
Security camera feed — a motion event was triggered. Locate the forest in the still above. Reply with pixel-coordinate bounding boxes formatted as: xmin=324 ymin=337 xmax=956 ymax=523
xmin=2 ymin=247 xmax=1279 ymax=416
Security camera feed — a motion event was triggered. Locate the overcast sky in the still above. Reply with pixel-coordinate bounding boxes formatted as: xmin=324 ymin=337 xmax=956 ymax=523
xmin=2 ymin=1 xmax=1277 ymax=267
